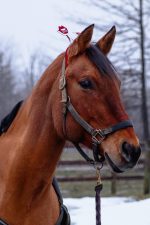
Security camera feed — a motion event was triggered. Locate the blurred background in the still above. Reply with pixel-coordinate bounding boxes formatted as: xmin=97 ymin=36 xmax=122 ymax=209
xmin=0 ymin=0 xmax=150 ymax=222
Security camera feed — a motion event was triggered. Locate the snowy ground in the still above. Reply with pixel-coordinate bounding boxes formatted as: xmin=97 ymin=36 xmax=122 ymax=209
xmin=64 ymin=197 xmax=150 ymax=225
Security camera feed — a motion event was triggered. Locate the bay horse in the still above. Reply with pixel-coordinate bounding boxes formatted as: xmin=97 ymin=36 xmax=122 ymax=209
xmin=0 ymin=24 xmax=141 ymax=225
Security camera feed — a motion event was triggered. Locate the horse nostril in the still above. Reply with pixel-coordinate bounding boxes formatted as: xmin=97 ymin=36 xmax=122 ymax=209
xmin=121 ymin=142 xmax=141 ymax=163
xmin=122 ymin=142 xmax=132 ymax=162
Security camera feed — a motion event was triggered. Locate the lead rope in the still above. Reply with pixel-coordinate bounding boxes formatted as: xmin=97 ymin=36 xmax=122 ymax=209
xmin=95 ymin=167 xmax=103 ymax=225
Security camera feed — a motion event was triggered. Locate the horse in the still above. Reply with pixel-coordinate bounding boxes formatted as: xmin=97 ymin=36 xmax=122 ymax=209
xmin=0 ymin=24 xmax=141 ymax=225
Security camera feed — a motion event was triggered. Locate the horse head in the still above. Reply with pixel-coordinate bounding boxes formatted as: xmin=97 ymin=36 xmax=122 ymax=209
xmin=53 ymin=24 xmax=141 ymax=173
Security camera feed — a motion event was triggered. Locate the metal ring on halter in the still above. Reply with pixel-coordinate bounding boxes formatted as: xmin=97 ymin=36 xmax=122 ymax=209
xmin=93 ymin=161 xmax=104 ymax=170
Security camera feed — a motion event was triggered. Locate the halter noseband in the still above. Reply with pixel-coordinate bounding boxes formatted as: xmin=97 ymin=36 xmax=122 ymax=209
xmin=59 ymin=45 xmax=133 ymax=166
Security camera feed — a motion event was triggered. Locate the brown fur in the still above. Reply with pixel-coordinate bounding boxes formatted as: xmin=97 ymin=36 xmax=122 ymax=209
xmin=0 ymin=25 xmax=140 ymax=225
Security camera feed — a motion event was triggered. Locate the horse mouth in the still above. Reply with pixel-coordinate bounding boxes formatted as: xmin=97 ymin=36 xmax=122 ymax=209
xmin=105 ymin=153 xmax=124 ymax=173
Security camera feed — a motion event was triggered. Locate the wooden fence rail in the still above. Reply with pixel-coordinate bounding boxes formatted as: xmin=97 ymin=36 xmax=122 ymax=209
xmin=57 ymin=175 xmax=143 ymax=182
xmin=58 ymin=159 xmax=144 ymax=166
xmin=57 ymin=144 xmax=149 ymax=195
xmin=57 ymin=159 xmax=144 ymax=185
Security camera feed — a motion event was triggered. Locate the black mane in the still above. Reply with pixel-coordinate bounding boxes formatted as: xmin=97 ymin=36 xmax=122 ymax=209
xmin=86 ymin=44 xmax=118 ymax=77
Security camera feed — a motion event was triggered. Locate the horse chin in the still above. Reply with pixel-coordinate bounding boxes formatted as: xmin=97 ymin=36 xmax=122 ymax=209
xmin=105 ymin=153 xmax=124 ymax=173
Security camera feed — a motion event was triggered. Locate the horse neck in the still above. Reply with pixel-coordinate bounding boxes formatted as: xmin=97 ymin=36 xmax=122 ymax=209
xmin=1 ymin=53 xmax=65 ymax=205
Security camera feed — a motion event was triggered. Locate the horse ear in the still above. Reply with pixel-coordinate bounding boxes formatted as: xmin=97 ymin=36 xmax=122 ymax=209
xmin=68 ymin=24 xmax=94 ymax=60
xmin=96 ymin=26 xmax=116 ymax=55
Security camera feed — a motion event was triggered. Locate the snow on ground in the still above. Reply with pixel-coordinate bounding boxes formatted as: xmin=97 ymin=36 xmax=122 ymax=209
xmin=64 ymin=197 xmax=150 ymax=225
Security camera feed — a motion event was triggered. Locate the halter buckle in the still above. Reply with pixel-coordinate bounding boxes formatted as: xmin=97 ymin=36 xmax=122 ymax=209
xmin=92 ymin=129 xmax=105 ymax=144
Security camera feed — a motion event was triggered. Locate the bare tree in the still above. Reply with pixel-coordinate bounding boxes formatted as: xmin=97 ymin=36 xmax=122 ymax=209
xmin=0 ymin=47 xmax=21 ymax=119
xmin=24 ymin=50 xmax=52 ymax=94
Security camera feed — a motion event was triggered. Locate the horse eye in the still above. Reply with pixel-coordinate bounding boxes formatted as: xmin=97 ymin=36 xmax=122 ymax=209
xmin=79 ymin=79 xmax=93 ymax=89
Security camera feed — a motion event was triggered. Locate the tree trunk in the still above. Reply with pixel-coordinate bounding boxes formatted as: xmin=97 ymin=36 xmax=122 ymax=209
xmin=144 ymin=141 xmax=150 ymax=194
xmin=139 ymin=0 xmax=149 ymax=140
xmin=111 ymin=172 xmax=117 ymax=195
xmin=139 ymin=0 xmax=150 ymax=194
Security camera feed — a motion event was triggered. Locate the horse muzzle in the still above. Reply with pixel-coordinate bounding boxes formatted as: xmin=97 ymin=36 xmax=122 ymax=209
xmin=105 ymin=142 xmax=141 ymax=173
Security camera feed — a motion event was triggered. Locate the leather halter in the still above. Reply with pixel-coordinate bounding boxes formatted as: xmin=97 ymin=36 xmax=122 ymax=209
xmin=59 ymin=44 xmax=133 ymax=166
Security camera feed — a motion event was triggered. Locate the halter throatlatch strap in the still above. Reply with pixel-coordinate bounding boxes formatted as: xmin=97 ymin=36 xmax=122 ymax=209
xmin=59 ymin=44 xmax=133 ymax=166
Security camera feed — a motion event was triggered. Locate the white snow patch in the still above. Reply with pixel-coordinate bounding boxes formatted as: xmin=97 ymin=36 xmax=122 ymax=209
xmin=64 ymin=197 xmax=150 ymax=225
